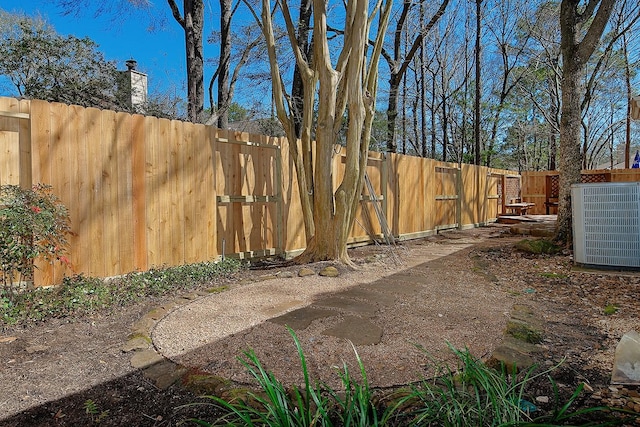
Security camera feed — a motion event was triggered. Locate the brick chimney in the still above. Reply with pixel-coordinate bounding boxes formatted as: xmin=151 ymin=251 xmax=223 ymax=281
xmin=121 ymin=59 xmax=148 ymax=112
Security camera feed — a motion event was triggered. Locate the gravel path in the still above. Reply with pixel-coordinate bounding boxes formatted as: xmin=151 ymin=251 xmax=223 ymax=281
xmin=153 ymin=230 xmax=514 ymax=389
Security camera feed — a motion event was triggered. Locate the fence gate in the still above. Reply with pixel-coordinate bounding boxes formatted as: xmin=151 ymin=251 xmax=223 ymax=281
xmin=485 ymin=173 xmax=502 ymax=220
xmin=434 ymin=166 xmax=460 ymax=230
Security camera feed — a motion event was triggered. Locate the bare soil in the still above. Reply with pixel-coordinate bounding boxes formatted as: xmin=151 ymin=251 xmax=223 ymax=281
xmin=1 ymin=225 xmax=639 ymax=426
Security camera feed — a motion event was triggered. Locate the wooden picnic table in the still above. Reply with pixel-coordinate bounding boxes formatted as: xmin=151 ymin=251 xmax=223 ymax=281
xmin=504 ymin=202 xmax=535 ymax=216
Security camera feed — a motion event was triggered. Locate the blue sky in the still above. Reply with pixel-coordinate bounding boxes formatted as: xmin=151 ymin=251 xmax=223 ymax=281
xmin=1 ymin=0 xmax=206 ymax=98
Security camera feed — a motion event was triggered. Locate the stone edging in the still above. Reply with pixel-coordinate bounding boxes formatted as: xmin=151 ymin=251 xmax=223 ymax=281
xmin=122 ymin=266 xmax=340 ymax=392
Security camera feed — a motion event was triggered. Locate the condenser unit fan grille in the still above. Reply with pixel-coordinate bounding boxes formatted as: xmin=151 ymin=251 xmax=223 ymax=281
xmin=572 ymin=182 xmax=640 ymax=268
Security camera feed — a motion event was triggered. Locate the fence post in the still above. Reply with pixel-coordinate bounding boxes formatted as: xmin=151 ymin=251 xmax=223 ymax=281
xmin=382 ymin=153 xmax=389 ymax=235
xmin=19 ymin=101 xmax=32 ymax=190
xmin=275 ymin=138 xmax=284 ymax=256
xmin=456 ymin=168 xmax=462 ymax=229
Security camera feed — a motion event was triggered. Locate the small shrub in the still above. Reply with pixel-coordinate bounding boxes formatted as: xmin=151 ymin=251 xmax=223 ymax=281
xmin=0 ymin=184 xmax=70 ymax=297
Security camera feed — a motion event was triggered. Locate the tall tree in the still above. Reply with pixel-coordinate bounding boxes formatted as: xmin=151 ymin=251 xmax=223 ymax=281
xmin=53 ymin=0 xmax=207 ymax=123
xmin=250 ymin=0 xmax=392 ymax=262
xmin=382 ymin=0 xmax=449 ymax=153
xmin=473 ymin=0 xmax=482 ymax=165
xmin=484 ymin=0 xmax=533 ymax=167
xmin=556 ymin=0 xmax=617 ymax=244
xmin=0 ymin=11 xmax=122 ymax=109
xmin=167 ymin=0 xmax=205 ymax=123
xmin=205 ymin=17 xmax=265 ymax=127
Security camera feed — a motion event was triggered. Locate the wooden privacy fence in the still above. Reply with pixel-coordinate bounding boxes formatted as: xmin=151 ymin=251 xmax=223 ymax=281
xmin=521 ymin=170 xmax=640 ymax=215
xmin=0 ymin=97 xmax=519 ymax=286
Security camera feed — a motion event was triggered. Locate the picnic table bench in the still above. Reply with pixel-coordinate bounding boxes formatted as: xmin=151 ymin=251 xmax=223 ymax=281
xmin=504 ymin=202 xmax=535 ymax=216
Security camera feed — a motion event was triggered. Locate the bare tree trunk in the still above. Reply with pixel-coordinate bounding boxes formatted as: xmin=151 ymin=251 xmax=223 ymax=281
xmin=384 ymin=0 xmax=450 ymax=153
xmin=623 ymin=31 xmax=631 ymax=168
xmin=548 ymin=77 xmax=559 ymax=170
xmin=168 ymin=0 xmax=205 ymax=123
xmin=557 ymin=61 xmax=582 ymax=244
xmin=260 ymin=0 xmax=391 ymax=263
xmin=420 ymin=39 xmax=428 ymax=157
xmin=217 ymin=0 xmax=232 ymax=129
xmin=290 ymin=0 xmax=313 ymax=139
xmin=474 ymin=0 xmax=482 ymax=165
xmin=556 ymin=0 xmax=617 ymax=245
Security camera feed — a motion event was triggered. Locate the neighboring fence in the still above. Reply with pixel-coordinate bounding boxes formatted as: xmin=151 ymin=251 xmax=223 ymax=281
xmin=521 ymin=169 xmax=640 ymax=215
xmin=0 ymin=97 xmax=519 ymax=286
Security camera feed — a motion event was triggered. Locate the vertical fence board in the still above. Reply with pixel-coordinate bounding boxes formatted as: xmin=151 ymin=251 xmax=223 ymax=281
xmin=0 ymin=98 xmax=21 ymax=186
xmin=145 ymin=116 xmax=161 ymax=267
xmin=170 ymin=120 xmax=185 ymax=264
xmin=156 ymin=118 xmax=172 ymax=265
xmin=183 ymin=122 xmax=197 ymax=264
xmin=70 ymin=105 xmax=91 ymax=277
xmin=279 ymin=137 xmax=306 ymax=252
xmin=204 ymin=127 xmax=217 ymax=259
xmin=49 ymin=102 xmax=70 ymax=284
xmin=131 ymin=114 xmax=147 ymax=271
xmin=18 ymin=99 xmax=32 ymax=188
xmin=116 ymin=112 xmax=134 ymax=273
xmin=101 ymin=109 xmax=119 ymax=275
xmin=31 ymin=100 xmax=54 ymax=284
xmin=84 ymin=107 xmax=103 ymax=276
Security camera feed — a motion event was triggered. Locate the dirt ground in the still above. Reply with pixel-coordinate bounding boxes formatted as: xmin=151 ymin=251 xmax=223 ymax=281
xmin=1 ymin=225 xmax=639 ymax=426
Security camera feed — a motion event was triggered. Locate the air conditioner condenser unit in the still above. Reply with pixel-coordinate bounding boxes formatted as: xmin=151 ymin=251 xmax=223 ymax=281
xmin=572 ymin=182 xmax=640 ymax=269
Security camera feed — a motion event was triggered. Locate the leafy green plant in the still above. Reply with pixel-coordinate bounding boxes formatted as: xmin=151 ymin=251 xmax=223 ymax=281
xmin=0 ymin=258 xmax=240 ymax=326
xmin=389 ymin=345 xmax=537 ymax=426
xmin=330 ymin=343 xmax=380 ymax=426
xmin=187 ymin=335 xmax=633 ymax=427
xmin=83 ymin=399 xmax=109 ymax=424
xmin=194 ymin=327 xmax=334 ymax=426
xmin=0 ymin=184 xmax=70 ymax=297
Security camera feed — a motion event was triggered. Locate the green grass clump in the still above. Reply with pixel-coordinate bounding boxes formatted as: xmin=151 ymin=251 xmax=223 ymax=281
xmin=187 ymin=333 xmax=632 ymax=427
xmin=515 ymin=239 xmax=561 ymax=255
xmin=0 ymin=258 xmax=240 ymax=326
xmin=389 ymin=345 xmax=547 ymax=426
xmin=190 ymin=327 xmax=381 ymax=427
xmin=604 ymin=303 xmax=619 ymax=316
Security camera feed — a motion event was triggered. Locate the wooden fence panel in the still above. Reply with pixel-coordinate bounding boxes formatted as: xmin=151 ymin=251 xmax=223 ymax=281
xmin=434 ymin=164 xmax=458 ymax=229
xmin=144 ymin=115 xmax=160 ymax=267
xmin=520 ymin=171 xmax=548 ymax=214
xmin=354 ymin=154 xmax=385 ymax=242
xmin=459 ymin=164 xmax=479 ymax=226
xmin=69 ymin=105 xmax=91 ymax=277
xmin=279 ymin=137 xmax=306 ymax=252
xmin=0 ymin=98 xmax=24 ymax=187
xmin=610 ymin=169 xmax=640 ymax=182
xmin=486 ymin=173 xmax=502 ymax=220
xmin=1 ymin=96 xmax=527 ymax=286
xmin=131 ymin=114 xmax=147 ymax=270
xmin=215 ymin=129 xmax=280 ymax=256
xmin=522 ymin=170 xmax=640 ymax=215
xmin=390 ymin=154 xmax=423 ymax=236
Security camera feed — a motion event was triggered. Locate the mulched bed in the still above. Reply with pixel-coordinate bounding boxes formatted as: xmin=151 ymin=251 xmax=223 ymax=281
xmin=1 ymin=234 xmax=639 ymax=426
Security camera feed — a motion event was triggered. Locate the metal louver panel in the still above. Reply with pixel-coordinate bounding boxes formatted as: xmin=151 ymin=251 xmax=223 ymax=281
xmin=572 ymin=182 xmax=640 ymax=268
